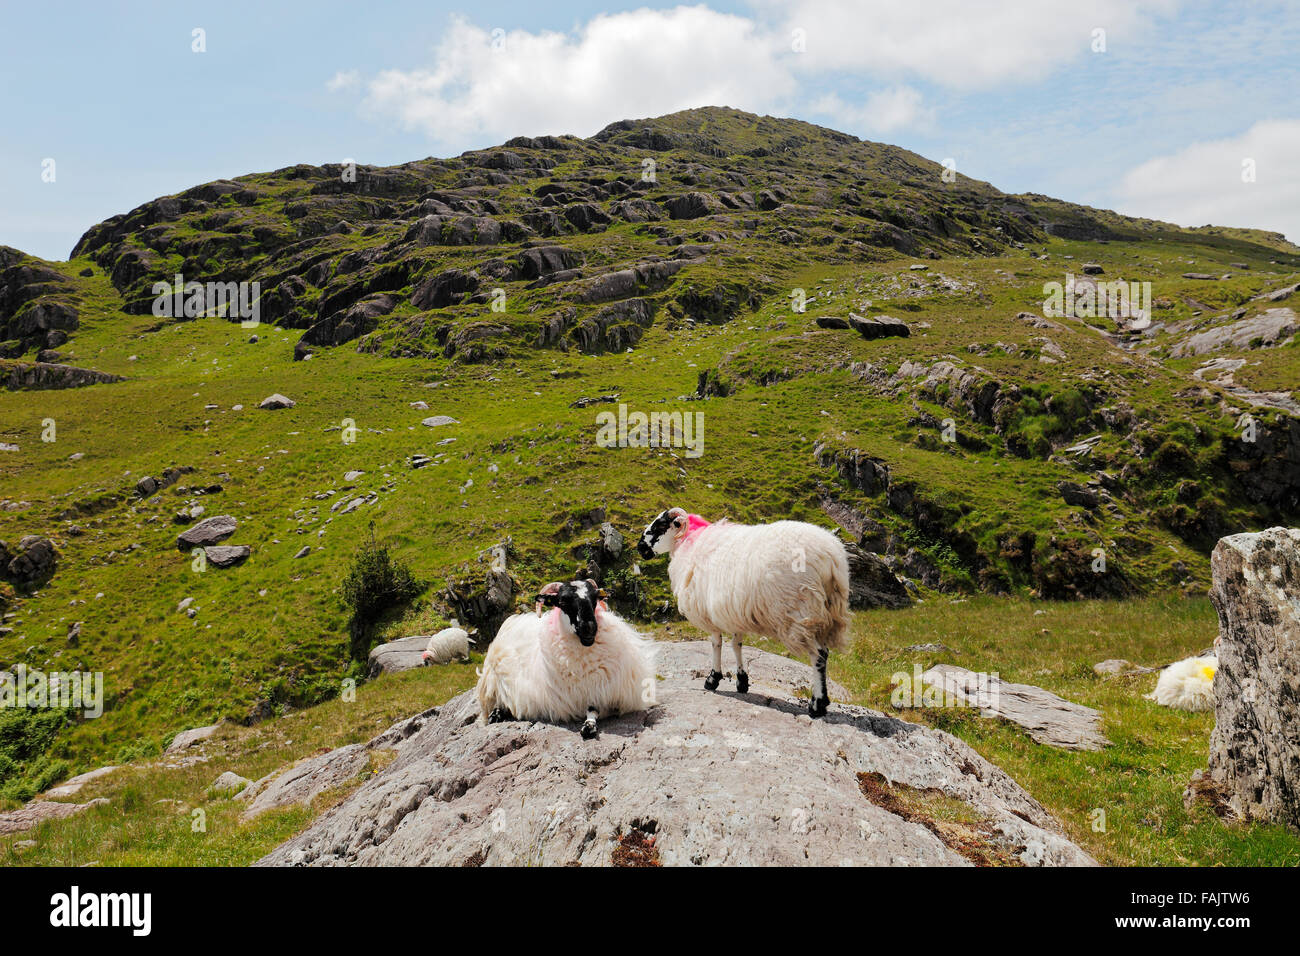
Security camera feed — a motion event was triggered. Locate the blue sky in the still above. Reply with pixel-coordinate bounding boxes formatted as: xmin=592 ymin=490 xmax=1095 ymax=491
xmin=3 ymin=0 xmax=1298 ymax=261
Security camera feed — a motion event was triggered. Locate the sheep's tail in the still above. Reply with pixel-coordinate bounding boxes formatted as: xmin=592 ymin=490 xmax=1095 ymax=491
xmin=820 ymin=546 xmax=852 ymax=653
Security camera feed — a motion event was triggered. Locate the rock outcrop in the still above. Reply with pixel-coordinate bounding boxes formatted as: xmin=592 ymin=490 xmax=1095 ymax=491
xmin=0 ymin=360 xmax=122 ymax=391
xmin=921 ymin=664 xmax=1110 ymax=751
xmin=1204 ymin=527 xmax=1300 ymax=828
xmin=259 ymin=642 xmax=1093 ymax=866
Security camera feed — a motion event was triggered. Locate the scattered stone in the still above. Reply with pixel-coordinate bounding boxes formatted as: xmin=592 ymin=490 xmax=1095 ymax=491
xmin=204 ymin=545 xmax=250 ymax=568
xmin=1080 ymin=263 xmax=1104 ymax=275
xmin=1057 ymin=481 xmax=1100 ymax=509
xmin=0 ymin=799 xmax=109 ymax=835
xmin=1093 ymin=659 xmax=1156 ymax=676
xmin=293 ymin=546 xmax=310 ymax=559
xmin=815 ymin=316 xmax=850 ymax=330
xmin=165 ymin=723 xmax=221 ymax=754
xmin=258 ymin=393 xmax=295 ymax=410
xmin=921 ymin=664 xmax=1110 ymax=751
xmin=907 ymin=643 xmax=957 ymax=655
xmin=422 ymin=415 xmax=459 ymax=427
xmin=176 ymin=515 xmax=237 ymax=550
xmin=569 ymin=394 xmax=620 ymax=408
xmin=208 ymin=771 xmax=252 ymax=796
xmin=3 ymin=535 xmax=58 ymax=589
xmin=1182 ymin=272 xmax=1219 ymax=280
xmin=45 ymin=765 xmax=118 ymax=799
xmin=850 ymin=313 xmax=910 ymax=339
xmin=343 ymin=470 xmax=364 ymax=482
xmin=259 ymin=643 xmax=1092 ymax=866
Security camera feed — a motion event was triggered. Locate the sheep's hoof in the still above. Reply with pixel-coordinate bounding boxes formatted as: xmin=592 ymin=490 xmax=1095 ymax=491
xmin=704 ymin=670 xmax=723 ymax=691
xmin=488 ymin=707 xmax=513 ymax=723
xmin=581 ymin=721 xmax=598 ymax=740
xmin=807 ymin=697 xmax=829 ymax=718
xmin=735 ymin=671 xmax=749 ymax=694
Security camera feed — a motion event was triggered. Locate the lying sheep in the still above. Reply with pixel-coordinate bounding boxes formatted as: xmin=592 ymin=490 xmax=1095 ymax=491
xmin=1148 ymin=654 xmax=1217 ymax=711
xmin=421 ymin=625 xmax=474 ymax=665
xmin=638 ymin=508 xmax=850 ymax=717
xmin=476 ymin=579 xmax=655 ymax=738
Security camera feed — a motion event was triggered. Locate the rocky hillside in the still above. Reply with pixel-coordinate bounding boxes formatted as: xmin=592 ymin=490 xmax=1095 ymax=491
xmin=0 ymin=106 xmax=1298 ymax=771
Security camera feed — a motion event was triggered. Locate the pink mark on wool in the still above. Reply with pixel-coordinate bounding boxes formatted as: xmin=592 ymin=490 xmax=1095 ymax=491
xmin=678 ymin=513 xmax=711 ymax=546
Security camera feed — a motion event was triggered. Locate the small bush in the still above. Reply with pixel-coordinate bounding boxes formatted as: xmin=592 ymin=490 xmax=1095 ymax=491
xmin=342 ymin=525 xmax=422 ymax=661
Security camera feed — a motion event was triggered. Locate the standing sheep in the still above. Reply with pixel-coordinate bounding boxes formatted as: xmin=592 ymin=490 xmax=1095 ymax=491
xmin=476 ymin=579 xmax=655 ymax=738
xmin=638 ymin=508 xmax=850 ymax=717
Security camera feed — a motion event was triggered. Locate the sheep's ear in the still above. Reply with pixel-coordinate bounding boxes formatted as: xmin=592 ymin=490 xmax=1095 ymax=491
xmin=536 ymin=581 xmax=563 ymax=606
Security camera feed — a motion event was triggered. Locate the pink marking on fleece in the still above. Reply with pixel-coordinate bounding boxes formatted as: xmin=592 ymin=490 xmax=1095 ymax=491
xmin=677 ymin=513 xmax=711 ymax=546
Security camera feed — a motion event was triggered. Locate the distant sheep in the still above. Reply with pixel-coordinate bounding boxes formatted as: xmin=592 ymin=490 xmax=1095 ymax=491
xmin=421 ymin=626 xmax=474 ymax=665
xmin=476 ymin=579 xmax=655 ymax=738
xmin=638 ymin=508 xmax=850 ymax=717
xmin=1149 ymin=655 xmax=1217 ymax=712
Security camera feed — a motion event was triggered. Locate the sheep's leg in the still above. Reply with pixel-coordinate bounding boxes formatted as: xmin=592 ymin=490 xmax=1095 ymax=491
xmin=581 ymin=706 xmax=599 ymax=739
xmin=732 ymin=636 xmax=749 ymax=694
xmin=808 ymin=648 xmax=830 ymax=718
xmin=704 ymin=633 xmax=724 ymax=691
xmin=488 ymin=705 xmax=514 ymax=723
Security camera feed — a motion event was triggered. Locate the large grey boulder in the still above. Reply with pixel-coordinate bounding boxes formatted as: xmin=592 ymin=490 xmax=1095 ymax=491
xmin=0 ymin=798 xmax=108 ymax=835
xmin=165 ymin=722 xmax=221 ymax=754
xmin=922 ymin=664 xmax=1110 ymax=751
xmin=1205 ymin=527 xmax=1300 ymax=828
xmin=258 ymin=642 xmax=1093 ymax=867
xmin=3 ymin=535 xmax=58 ymax=589
xmin=204 ymin=545 xmax=250 ymax=568
xmin=176 ymin=515 xmax=237 ymax=550
xmin=367 ymin=635 xmax=430 ymax=677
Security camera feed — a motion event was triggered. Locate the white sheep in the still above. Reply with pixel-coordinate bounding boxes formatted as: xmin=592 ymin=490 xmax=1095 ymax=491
xmin=1148 ymin=654 xmax=1217 ymax=712
xmin=476 ymin=579 xmax=656 ymax=738
xmin=421 ymin=625 xmax=474 ymax=665
xmin=638 ymin=508 xmax=850 ymax=717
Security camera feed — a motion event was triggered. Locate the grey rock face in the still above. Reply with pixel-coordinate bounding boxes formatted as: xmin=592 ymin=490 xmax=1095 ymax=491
xmin=850 ymin=313 xmax=910 ymax=339
xmin=0 ymin=798 xmax=108 ymax=836
xmin=241 ymin=744 xmax=370 ymax=821
xmin=844 ymin=542 xmax=912 ymax=610
xmin=176 ymin=515 xmax=237 ymax=550
xmin=3 ymin=534 xmax=58 ymax=589
xmin=366 ymin=635 xmax=432 ymax=677
xmin=204 ymin=545 xmax=250 ymax=568
xmin=1206 ymin=527 xmax=1300 ymax=828
xmin=922 ymin=664 xmax=1110 ymax=751
xmin=258 ymin=643 xmax=1093 ymax=867
xmin=0 ymin=361 xmax=122 ymax=391
xmin=165 ymin=722 xmax=221 ymax=754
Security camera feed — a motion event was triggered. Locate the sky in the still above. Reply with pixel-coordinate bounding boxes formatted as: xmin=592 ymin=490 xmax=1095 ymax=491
xmin=2 ymin=0 xmax=1298 ymax=261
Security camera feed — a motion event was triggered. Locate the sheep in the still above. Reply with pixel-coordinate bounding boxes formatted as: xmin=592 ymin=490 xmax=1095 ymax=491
xmin=638 ymin=508 xmax=850 ymax=717
xmin=421 ymin=625 xmax=474 ymax=665
xmin=476 ymin=579 xmax=655 ymax=738
xmin=1148 ymin=654 xmax=1217 ymax=712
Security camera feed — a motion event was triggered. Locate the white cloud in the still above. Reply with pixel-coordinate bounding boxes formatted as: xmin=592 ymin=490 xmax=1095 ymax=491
xmin=810 ymin=86 xmax=933 ymax=134
xmin=326 ymin=69 xmax=361 ymax=92
xmin=359 ymin=9 xmax=796 ymax=145
xmin=1115 ymin=119 xmax=1300 ymax=243
xmin=766 ymin=0 xmax=1180 ymax=88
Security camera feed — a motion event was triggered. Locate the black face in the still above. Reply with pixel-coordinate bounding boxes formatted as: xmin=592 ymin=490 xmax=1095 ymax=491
xmin=538 ymin=579 xmax=601 ymax=646
xmin=638 ymin=510 xmax=676 ymax=559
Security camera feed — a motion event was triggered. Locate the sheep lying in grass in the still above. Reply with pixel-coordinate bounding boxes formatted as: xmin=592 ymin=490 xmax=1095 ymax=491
xmin=476 ymin=579 xmax=655 ymax=738
xmin=1149 ymin=654 xmax=1217 ymax=711
xmin=638 ymin=508 xmax=850 ymax=717
xmin=421 ymin=626 xmax=474 ymax=665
